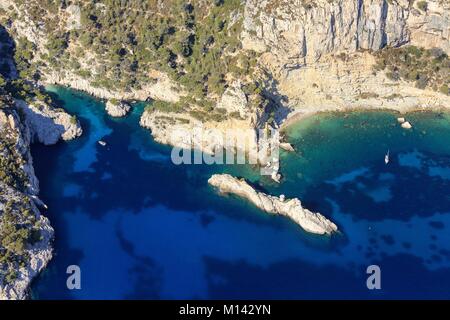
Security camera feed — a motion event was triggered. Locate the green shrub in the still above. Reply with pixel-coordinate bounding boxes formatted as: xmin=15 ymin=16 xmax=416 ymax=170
xmin=22 ymin=0 xmax=254 ymax=113
xmin=417 ymin=1 xmax=428 ymax=12
xmin=151 ymin=100 xmax=184 ymax=113
xmin=0 ymin=137 xmax=28 ymax=191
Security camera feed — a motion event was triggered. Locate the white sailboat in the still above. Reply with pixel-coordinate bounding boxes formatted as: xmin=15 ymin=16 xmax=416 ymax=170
xmin=384 ymin=150 xmax=390 ymax=164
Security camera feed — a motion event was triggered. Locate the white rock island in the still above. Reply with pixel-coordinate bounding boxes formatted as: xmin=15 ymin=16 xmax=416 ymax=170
xmin=208 ymin=174 xmax=338 ymax=235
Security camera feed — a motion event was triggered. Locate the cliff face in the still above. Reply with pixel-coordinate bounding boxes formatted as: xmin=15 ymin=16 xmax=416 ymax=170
xmin=0 ymin=19 xmax=81 ymax=296
xmin=0 ymin=181 xmax=53 ymax=300
xmin=208 ymin=174 xmax=338 ymax=235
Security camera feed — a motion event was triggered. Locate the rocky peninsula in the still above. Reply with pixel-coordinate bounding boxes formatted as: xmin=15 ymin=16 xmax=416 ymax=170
xmin=208 ymin=174 xmax=338 ymax=235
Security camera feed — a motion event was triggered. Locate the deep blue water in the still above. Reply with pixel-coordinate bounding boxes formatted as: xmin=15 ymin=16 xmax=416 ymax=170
xmin=31 ymin=86 xmax=450 ymax=299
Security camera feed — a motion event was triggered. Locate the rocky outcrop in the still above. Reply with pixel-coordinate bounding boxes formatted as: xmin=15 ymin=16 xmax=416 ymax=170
xmin=208 ymin=174 xmax=338 ymax=235
xmin=140 ymin=109 xmax=284 ymax=180
xmin=401 ymin=121 xmax=412 ymax=129
xmin=14 ymin=99 xmax=82 ymax=145
xmin=65 ymin=4 xmax=82 ymax=30
xmin=105 ymin=100 xmax=131 ymax=117
xmin=280 ymin=142 xmax=295 ymax=152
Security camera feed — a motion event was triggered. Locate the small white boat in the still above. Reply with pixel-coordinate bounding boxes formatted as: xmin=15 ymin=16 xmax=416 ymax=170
xmin=384 ymin=150 xmax=390 ymax=164
xmin=98 ymin=140 xmax=107 ymax=146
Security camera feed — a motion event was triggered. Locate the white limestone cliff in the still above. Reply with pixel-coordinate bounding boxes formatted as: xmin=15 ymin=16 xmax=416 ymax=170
xmin=208 ymin=174 xmax=338 ymax=235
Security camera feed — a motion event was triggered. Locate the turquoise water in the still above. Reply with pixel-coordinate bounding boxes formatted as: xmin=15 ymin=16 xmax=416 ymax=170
xmin=31 ymin=87 xmax=450 ymax=299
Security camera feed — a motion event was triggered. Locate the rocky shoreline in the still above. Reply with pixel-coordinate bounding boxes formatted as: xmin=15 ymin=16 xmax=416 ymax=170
xmin=208 ymin=174 xmax=338 ymax=235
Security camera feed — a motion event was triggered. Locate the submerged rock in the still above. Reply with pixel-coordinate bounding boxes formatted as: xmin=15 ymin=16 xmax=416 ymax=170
xmin=105 ymin=100 xmax=131 ymax=117
xmin=208 ymin=174 xmax=338 ymax=235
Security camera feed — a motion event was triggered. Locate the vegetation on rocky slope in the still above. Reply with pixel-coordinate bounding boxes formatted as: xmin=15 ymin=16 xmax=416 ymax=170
xmin=374 ymin=45 xmax=450 ymax=95
xmin=0 ymin=195 xmax=42 ymax=285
